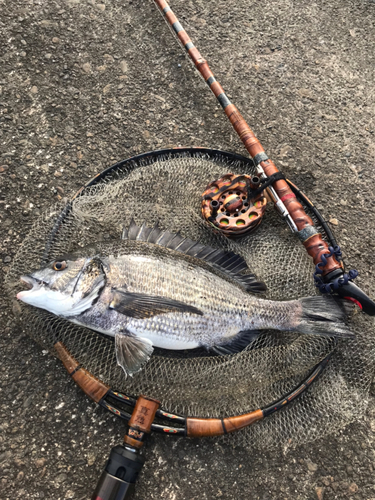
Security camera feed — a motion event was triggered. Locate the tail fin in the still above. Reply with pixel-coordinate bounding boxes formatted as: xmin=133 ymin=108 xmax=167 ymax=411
xmin=297 ymin=296 xmax=355 ymax=339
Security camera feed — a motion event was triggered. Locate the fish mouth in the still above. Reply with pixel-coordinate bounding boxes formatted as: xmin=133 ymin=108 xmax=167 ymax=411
xmin=17 ymin=275 xmax=46 ymax=300
xmin=20 ymin=275 xmax=36 ymax=290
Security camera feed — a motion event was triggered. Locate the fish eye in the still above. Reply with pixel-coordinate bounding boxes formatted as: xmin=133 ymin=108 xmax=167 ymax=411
xmin=53 ymin=260 xmax=67 ymax=271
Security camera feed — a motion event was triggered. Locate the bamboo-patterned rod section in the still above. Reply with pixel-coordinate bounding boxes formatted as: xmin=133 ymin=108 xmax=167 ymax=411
xmin=153 ymin=0 xmax=342 ymax=276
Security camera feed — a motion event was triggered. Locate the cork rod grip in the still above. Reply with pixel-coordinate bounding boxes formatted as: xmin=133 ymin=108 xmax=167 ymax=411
xmin=154 ymin=0 xmax=341 ymax=275
xmin=259 ymin=159 xmax=341 ymax=271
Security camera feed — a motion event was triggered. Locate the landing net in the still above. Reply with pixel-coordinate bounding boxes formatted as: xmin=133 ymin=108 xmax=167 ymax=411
xmin=6 ymin=150 xmax=375 ymax=449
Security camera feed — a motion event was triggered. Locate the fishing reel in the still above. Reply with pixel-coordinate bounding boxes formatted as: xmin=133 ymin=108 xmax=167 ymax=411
xmin=201 ymin=173 xmax=267 ymax=238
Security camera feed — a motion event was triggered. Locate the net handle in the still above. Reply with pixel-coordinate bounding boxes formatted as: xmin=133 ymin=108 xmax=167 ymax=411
xmin=152 ymin=0 xmax=342 ymax=277
xmin=92 ymin=396 xmax=160 ymax=500
xmin=54 ymin=341 xmax=331 ymax=438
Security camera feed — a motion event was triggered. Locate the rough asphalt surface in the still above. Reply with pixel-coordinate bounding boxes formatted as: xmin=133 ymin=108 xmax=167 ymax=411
xmin=1 ymin=0 xmax=375 ymax=499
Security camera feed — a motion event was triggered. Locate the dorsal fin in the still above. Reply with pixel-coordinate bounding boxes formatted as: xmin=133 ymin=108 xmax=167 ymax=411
xmin=122 ymin=220 xmax=266 ymax=294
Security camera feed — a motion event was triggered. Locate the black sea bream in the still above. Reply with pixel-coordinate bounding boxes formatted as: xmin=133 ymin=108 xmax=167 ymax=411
xmin=17 ymin=221 xmax=353 ymax=377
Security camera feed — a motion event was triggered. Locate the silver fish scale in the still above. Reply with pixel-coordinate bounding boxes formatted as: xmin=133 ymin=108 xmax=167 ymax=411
xmin=109 ymin=251 xmax=250 ymax=347
xmin=78 ymin=240 xmax=299 ymax=348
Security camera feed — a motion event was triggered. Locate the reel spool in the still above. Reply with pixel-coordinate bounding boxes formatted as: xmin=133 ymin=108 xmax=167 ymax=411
xmin=201 ymin=173 xmax=267 ymax=238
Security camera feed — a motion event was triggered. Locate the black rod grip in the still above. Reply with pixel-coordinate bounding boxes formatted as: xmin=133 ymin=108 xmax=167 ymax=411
xmin=324 ymin=270 xmax=375 ymax=316
xmin=337 ymin=280 xmax=375 ymax=316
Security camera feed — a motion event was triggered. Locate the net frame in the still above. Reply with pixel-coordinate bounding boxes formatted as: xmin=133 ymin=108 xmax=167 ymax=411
xmin=7 ymin=146 xmax=363 ymax=442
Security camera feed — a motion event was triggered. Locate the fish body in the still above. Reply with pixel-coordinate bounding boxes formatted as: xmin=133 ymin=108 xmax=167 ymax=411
xmin=17 ymin=222 xmax=353 ymax=376
xmin=72 ymin=242 xmax=299 ymax=347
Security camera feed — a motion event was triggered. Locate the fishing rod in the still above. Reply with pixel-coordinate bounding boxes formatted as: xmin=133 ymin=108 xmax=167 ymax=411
xmin=7 ymin=4 xmax=374 ymax=500
xmin=153 ymin=0 xmax=375 ymax=315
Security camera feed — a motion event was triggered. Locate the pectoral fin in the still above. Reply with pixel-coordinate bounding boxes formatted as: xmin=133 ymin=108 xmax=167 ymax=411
xmin=115 ymin=333 xmax=154 ymax=377
xmin=110 ymin=290 xmax=203 ymax=319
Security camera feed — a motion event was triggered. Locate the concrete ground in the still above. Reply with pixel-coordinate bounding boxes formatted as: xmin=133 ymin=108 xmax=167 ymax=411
xmin=0 ymin=0 xmax=374 ymax=498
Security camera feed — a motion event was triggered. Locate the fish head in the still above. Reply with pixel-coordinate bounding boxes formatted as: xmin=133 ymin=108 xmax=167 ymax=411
xmin=17 ymin=255 xmax=106 ymax=317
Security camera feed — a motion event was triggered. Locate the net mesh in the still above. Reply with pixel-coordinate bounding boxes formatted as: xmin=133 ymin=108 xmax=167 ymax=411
xmin=6 ymin=150 xmax=375 ymax=449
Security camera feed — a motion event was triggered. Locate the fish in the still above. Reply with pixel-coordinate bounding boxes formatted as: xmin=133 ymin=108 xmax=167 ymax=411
xmin=17 ymin=220 xmax=354 ymax=377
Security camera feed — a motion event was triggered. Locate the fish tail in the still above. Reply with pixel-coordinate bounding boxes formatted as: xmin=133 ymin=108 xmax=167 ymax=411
xmin=296 ymin=296 xmax=355 ymax=339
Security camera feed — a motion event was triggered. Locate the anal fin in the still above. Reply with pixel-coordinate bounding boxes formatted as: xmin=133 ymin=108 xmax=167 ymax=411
xmin=115 ymin=333 xmax=154 ymax=377
xmin=210 ymin=329 xmax=261 ymax=355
